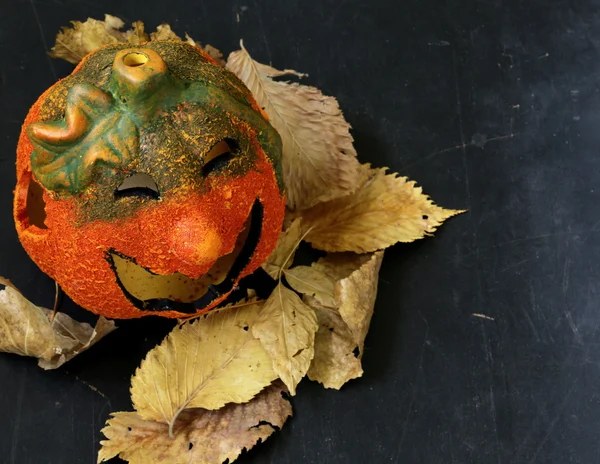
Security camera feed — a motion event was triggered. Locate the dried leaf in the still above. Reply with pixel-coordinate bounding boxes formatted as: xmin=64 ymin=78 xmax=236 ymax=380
xmin=252 ymin=283 xmax=318 ymax=395
xmin=130 ymin=301 xmax=277 ymax=435
xmin=202 ymin=44 xmax=225 ymax=65
xmin=0 ymin=279 xmax=116 ymax=369
xmin=262 ymin=218 xmax=303 ymax=279
xmin=98 ymin=381 xmax=292 ymax=464
xmin=330 ymin=252 xmax=384 ymax=342
xmin=124 ymin=21 xmax=149 ymax=44
xmin=302 ymin=168 xmax=464 ymax=253
xmin=311 ymin=252 xmax=374 ymax=282
xmin=305 ymin=252 xmax=384 ymax=389
xmin=49 ymin=14 xmax=126 ymax=64
xmin=184 ymin=33 xmax=197 ymax=46
xmin=149 ymin=24 xmax=182 ymax=41
xmin=306 ymin=300 xmax=363 ymax=389
xmin=227 ymin=42 xmax=361 ymax=210
xmin=284 ymin=266 xmax=337 ymax=308
xmin=50 ymin=17 xmax=219 ymax=66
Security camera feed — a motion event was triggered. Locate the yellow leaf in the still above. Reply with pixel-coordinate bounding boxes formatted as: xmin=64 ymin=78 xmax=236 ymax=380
xmin=0 ymin=279 xmax=116 ymax=369
xmin=98 ymin=381 xmax=292 ymax=464
xmin=226 ymin=42 xmax=361 ymax=210
xmin=261 ymin=218 xmax=303 ymax=279
xmin=130 ymin=301 xmax=277 ymax=435
xmin=306 ymin=252 xmax=384 ymax=389
xmin=284 ymin=266 xmax=337 ymax=308
xmin=252 ymin=283 xmax=318 ymax=395
xmin=49 ymin=14 xmax=125 ymax=64
xmin=301 ymin=167 xmax=464 ymax=253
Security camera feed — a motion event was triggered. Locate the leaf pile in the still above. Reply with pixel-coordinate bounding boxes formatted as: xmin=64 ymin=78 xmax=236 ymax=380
xmin=99 ymin=382 xmax=291 ymax=464
xmin=50 ymin=14 xmax=224 ymax=65
xmin=99 ymin=303 xmax=293 ymax=463
xmin=0 ymin=16 xmax=464 ymax=464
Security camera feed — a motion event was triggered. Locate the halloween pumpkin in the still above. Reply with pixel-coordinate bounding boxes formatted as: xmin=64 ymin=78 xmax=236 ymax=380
xmin=14 ymin=42 xmax=285 ymax=319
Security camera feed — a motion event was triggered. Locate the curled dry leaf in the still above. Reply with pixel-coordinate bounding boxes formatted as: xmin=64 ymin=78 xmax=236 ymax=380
xmin=262 ymin=218 xmax=303 ymax=279
xmin=252 ymin=283 xmax=318 ymax=395
xmin=149 ymin=23 xmax=181 ymax=41
xmin=227 ymin=42 xmax=361 ymax=210
xmin=302 ymin=167 xmax=465 ymax=253
xmin=0 ymin=279 xmax=116 ymax=370
xmin=49 ymin=14 xmax=126 ymax=64
xmin=303 ymin=252 xmax=384 ymax=389
xmin=130 ymin=301 xmax=277 ymax=436
xmin=202 ymin=44 xmax=226 ymax=65
xmin=124 ymin=21 xmax=149 ymax=44
xmin=50 ymin=16 xmax=225 ymax=66
xmin=305 ymin=299 xmax=363 ymax=389
xmin=98 ymin=381 xmax=292 ymax=464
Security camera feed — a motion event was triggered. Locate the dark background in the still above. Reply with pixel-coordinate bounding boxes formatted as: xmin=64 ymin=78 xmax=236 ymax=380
xmin=1 ymin=0 xmax=600 ymax=463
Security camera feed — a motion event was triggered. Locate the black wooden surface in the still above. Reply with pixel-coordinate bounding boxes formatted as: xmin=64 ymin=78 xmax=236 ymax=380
xmin=2 ymin=1 xmax=600 ymax=463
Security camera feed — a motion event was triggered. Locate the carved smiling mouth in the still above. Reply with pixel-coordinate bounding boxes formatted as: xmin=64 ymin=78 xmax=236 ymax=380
xmin=106 ymin=200 xmax=263 ymax=314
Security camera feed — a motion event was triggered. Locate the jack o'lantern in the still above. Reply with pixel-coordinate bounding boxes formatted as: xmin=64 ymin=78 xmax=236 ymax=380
xmin=14 ymin=42 xmax=285 ymax=319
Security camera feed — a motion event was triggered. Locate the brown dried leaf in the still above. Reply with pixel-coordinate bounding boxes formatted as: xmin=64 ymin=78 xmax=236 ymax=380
xmin=98 ymin=381 xmax=292 ymax=464
xmin=124 ymin=21 xmax=149 ymax=44
xmin=131 ymin=301 xmax=277 ymax=435
xmin=49 ymin=14 xmax=126 ymax=64
xmin=184 ymin=33 xmax=197 ymax=46
xmin=305 ymin=252 xmax=384 ymax=389
xmin=302 ymin=167 xmax=464 ymax=253
xmin=305 ymin=299 xmax=363 ymax=389
xmin=284 ymin=266 xmax=337 ymax=308
xmin=50 ymin=17 xmax=218 ymax=65
xmin=226 ymin=42 xmax=361 ymax=210
xmin=0 ymin=279 xmax=116 ymax=369
xmin=252 ymin=283 xmax=318 ymax=395
xmin=202 ymin=44 xmax=226 ymax=66
xmin=311 ymin=252 xmax=374 ymax=282
xmin=262 ymin=218 xmax=303 ymax=279
xmin=149 ymin=23 xmax=182 ymax=41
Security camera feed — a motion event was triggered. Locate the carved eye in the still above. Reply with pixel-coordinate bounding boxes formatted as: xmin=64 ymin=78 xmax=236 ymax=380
xmin=202 ymin=138 xmax=239 ymax=176
xmin=115 ymin=173 xmax=160 ymax=199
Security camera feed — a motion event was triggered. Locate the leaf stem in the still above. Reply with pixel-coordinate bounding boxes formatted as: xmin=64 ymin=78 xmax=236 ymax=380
xmin=278 ymin=226 xmax=314 ymax=282
xmin=51 ymin=281 xmax=61 ymax=322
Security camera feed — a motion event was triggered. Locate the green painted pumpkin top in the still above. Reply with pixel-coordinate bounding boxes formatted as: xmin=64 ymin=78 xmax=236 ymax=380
xmin=27 ymin=41 xmax=283 ymax=223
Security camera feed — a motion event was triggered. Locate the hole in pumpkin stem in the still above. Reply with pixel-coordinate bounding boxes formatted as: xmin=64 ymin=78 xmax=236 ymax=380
xmin=123 ymin=52 xmax=148 ymax=67
xmin=115 ymin=173 xmax=160 ymax=200
xmin=202 ymin=138 xmax=239 ymax=176
xmin=26 ymin=177 xmax=48 ymax=229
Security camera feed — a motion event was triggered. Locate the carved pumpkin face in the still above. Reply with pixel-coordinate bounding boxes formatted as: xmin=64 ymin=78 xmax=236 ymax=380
xmin=14 ymin=42 xmax=285 ymax=319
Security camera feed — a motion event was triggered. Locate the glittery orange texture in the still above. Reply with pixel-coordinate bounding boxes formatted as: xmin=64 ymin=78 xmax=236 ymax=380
xmin=14 ymin=43 xmax=285 ymax=319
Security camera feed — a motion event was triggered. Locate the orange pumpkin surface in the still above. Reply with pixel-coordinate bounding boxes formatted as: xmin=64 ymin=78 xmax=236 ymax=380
xmin=14 ymin=42 xmax=285 ymax=319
